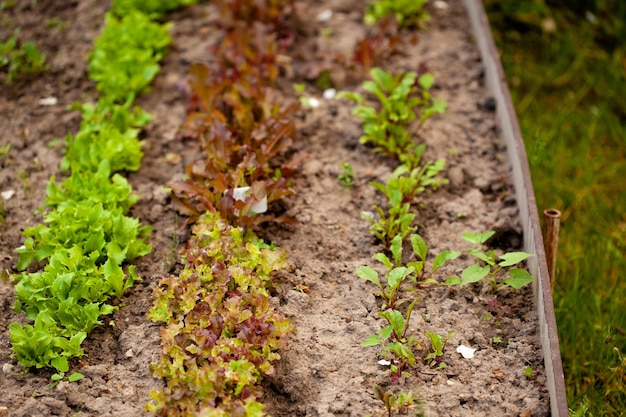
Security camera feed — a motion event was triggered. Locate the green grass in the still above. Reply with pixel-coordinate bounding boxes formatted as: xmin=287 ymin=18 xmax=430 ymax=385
xmin=485 ymin=1 xmax=626 ymax=415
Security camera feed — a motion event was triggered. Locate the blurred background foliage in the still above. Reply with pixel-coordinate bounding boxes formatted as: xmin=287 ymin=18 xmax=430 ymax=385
xmin=484 ymin=0 xmax=626 ymax=415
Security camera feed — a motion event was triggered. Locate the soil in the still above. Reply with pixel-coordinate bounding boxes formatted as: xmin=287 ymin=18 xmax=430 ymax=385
xmin=0 ymin=1 xmax=550 ymax=416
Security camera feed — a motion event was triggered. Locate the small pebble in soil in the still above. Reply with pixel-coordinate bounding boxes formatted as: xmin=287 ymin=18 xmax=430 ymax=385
xmin=38 ymin=96 xmax=58 ymax=106
xmin=316 ymin=9 xmax=332 ymax=22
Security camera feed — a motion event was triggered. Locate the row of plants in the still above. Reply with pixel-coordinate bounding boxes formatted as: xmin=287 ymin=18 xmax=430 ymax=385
xmin=143 ymin=1 xmax=451 ymax=413
xmin=146 ymin=1 xmax=302 ymax=415
xmin=8 ymin=0 xmax=193 ymax=383
xmin=332 ymin=4 xmax=536 ymax=414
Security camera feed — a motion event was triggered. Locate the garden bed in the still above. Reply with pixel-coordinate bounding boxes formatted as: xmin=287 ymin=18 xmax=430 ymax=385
xmin=0 ymin=0 xmax=560 ymax=416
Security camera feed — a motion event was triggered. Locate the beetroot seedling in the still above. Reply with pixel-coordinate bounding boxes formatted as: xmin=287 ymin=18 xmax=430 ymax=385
xmin=358 ymin=234 xmax=418 ymax=307
xmin=370 ymin=151 xmax=446 ymax=204
xmin=338 ymin=68 xmax=446 ymax=168
xmin=369 ymin=385 xmax=424 ymax=417
xmin=362 ymin=298 xmax=421 ymax=378
xmin=338 ymin=162 xmax=355 ymax=189
xmin=405 ymin=231 xmax=535 ymax=290
xmin=425 ymin=331 xmax=454 ymax=369
xmin=362 ymin=187 xmax=417 ymax=249
xmin=356 ymin=264 xmax=414 ymax=310
xmin=442 ymin=231 xmax=535 ymax=290
xmin=406 ymin=233 xmax=460 ymax=286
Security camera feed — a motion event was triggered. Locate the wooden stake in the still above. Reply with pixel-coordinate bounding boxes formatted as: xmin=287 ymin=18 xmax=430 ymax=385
xmin=542 ymin=209 xmax=561 ymax=288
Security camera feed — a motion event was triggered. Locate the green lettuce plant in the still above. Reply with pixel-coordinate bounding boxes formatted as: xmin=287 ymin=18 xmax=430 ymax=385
xmin=148 ymin=212 xmax=293 ymax=416
xmin=89 ymin=12 xmax=172 ymax=102
xmin=8 ymin=0 xmax=182 ymax=381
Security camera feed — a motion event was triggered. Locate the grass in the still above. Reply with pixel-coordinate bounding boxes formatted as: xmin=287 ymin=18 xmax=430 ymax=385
xmin=485 ymin=1 xmax=626 ymax=415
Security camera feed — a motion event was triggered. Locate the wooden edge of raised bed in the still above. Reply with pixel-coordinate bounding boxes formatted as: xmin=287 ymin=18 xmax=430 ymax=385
xmin=463 ymin=1 xmax=570 ymax=415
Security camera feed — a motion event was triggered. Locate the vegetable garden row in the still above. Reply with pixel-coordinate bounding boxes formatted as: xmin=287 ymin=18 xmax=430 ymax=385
xmin=2 ymin=0 xmax=551 ymax=415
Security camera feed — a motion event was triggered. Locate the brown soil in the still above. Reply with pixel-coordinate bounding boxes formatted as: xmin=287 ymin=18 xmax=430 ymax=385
xmin=0 ymin=1 xmax=550 ymax=416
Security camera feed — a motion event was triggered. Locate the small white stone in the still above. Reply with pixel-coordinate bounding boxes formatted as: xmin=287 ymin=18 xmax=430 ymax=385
xmin=124 ymin=348 xmax=134 ymax=358
xmin=378 ymin=359 xmax=391 ymax=366
xmin=1 ymin=190 xmax=15 ymax=200
xmin=456 ymin=344 xmax=476 ymax=359
xmin=317 ymin=9 xmax=333 ymax=22
xmin=433 ymin=1 xmax=449 ymax=9
xmin=2 ymin=363 xmax=14 ymax=373
xmin=323 ymin=88 xmax=336 ymax=100
xmin=585 ymin=11 xmax=597 ymax=24
xmin=38 ymin=96 xmax=58 ymax=106
xmin=308 ymin=97 xmax=320 ymax=108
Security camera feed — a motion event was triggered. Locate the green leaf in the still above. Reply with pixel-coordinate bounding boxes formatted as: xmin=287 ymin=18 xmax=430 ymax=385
xmin=407 ymin=260 xmax=424 ymax=276
xmin=425 ymin=331 xmax=443 ymax=354
xmin=51 ymin=356 xmax=69 ymax=373
xmin=460 ymin=263 xmax=490 ymax=285
xmin=380 ymin=325 xmax=393 ymax=340
xmin=386 ymin=266 xmax=413 ymax=290
xmin=100 ymin=303 xmax=116 ymax=316
xmin=390 ymin=234 xmax=403 ymax=267
xmin=498 ymin=251 xmax=533 ymax=267
xmin=68 ymin=372 xmax=85 ymax=382
xmin=467 ymin=248 xmax=495 ymax=265
xmin=106 ymin=241 xmax=127 ymax=265
xmin=421 ymin=100 xmax=447 ymax=123
xmin=462 ymin=231 xmax=495 ymax=245
xmin=433 ymin=250 xmax=460 ymax=272
xmin=418 ymin=73 xmax=434 ymax=90
xmin=356 ymin=266 xmax=381 ymax=289
xmin=380 ymin=309 xmax=405 ymax=339
xmin=387 ymin=342 xmax=415 ymax=366
xmin=244 ymin=398 xmax=266 ymax=416
xmin=335 ymin=91 xmax=364 ymax=104
xmin=442 ymin=275 xmax=461 ymax=285
xmin=370 ymin=67 xmax=395 ymax=92
xmin=103 ymin=258 xmax=124 ymax=297
xmin=410 ymin=234 xmax=428 ymax=261
xmin=362 ymin=334 xmax=382 ymax=347
xmin=353 ymin=105 xmax=377 ymax=120
xmin=373 ymin=252 xmax=393 ymax=271
xmin=503 ymin=268 xmax=534 ymax=289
